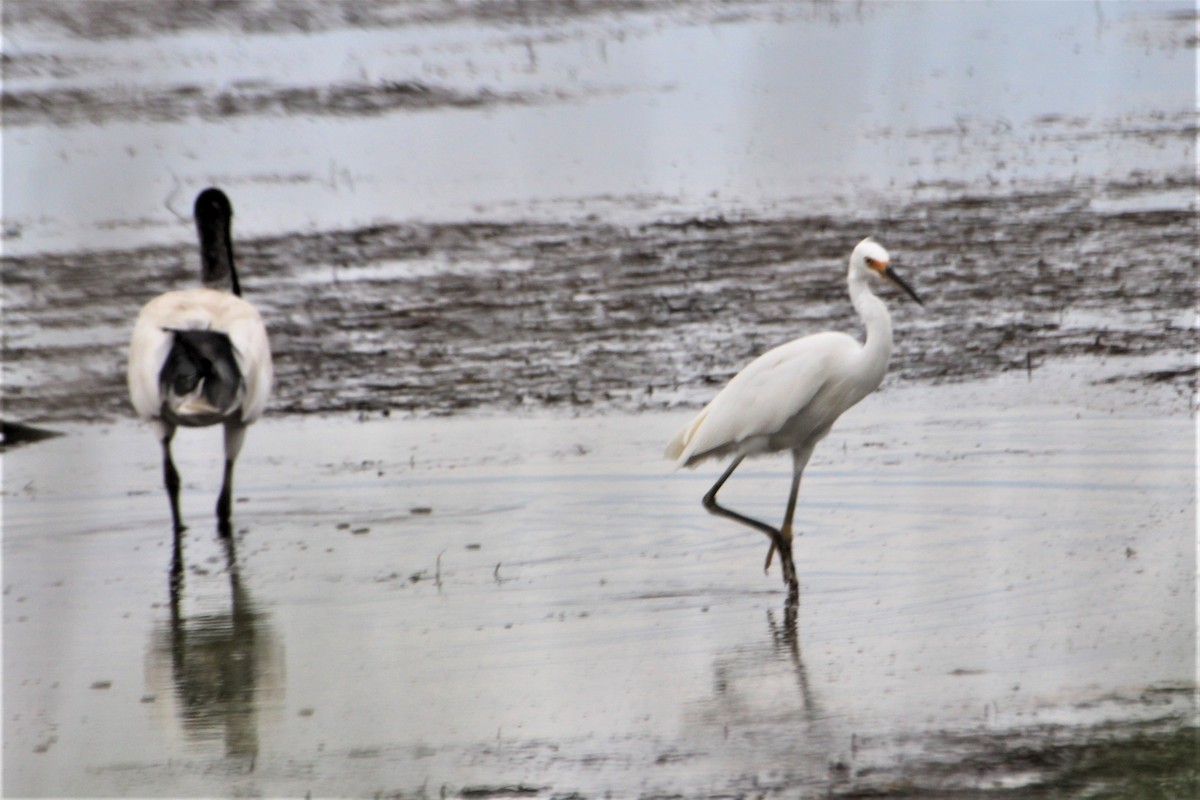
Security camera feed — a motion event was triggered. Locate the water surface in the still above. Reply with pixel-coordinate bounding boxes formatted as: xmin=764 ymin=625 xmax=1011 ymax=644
xmin=4 ymin=371 xmax=1195 ymax=796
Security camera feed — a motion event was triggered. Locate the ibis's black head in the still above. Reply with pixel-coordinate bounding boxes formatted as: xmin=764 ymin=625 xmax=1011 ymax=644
xmin=194 ymin=187 xmax=240 ymax=296
xmin=195 ymin=187 xmax=232 ymax=223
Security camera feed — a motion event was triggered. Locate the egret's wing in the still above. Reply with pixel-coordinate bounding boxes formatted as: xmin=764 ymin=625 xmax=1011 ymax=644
xmin=668 ymin=333 xmax=856 ymax=465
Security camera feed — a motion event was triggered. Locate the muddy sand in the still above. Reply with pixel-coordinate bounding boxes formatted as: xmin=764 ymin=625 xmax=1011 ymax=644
xmin=5 ymin=184 xmax=1198 ymax=424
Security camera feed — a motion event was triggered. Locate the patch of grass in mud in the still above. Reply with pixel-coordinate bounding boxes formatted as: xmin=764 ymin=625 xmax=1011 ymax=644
xmin=1039 ymin=726 xmax=1199 ymax=800
xmin=836 ymin=724 xmax=1198 ymax=799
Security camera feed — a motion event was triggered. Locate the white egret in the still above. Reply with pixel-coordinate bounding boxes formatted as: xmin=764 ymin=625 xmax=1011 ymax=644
xmin=666 ymin=237 xmax=922 ymax=597
xmin=127 ymin=188 xmax=273 ymax=534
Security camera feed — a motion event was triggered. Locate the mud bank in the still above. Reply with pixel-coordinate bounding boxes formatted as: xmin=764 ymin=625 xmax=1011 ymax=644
xmin=4 ymin=181 xmax=1197 ymax=425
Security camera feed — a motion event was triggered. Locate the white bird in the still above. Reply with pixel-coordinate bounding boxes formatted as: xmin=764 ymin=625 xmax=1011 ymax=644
xmin=666 ymin=237 xmax=922 ymax=598
xmin=127 ymin=188 xmax=273 ymax=534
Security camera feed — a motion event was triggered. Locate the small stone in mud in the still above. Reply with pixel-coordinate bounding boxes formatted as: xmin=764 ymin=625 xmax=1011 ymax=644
xmin=298 ymin=707 xmax=315 ymax=717
xmin=351 ymin=527 xmax=370 ymax=535
xmin=410 ymin=506 xmax=433 ymax=515
xmin=140 ymin=694 xmax=155 ymax=703
xmin=336 ymin=522 xmax=351 ymax=530
xmin=90 ymin=680 xmax=112 ymax=690
xmin=466 ymin=543 xmax=482 ymax=550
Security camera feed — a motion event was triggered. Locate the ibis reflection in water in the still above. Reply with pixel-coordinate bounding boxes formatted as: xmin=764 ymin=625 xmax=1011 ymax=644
xmin=144 ymin=527 xmax=283 ymax=767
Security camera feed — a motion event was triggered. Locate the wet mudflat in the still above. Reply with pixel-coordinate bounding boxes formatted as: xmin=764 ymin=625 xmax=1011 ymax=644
xmin=4 ymin=366 xmax=1196 ymax=797
xmin=5 ymin=188 xmax=1198 ymax=425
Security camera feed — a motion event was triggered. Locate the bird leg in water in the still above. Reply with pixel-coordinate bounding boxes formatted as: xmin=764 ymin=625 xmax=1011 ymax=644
xmin=160 ymin=427 xmax=185 ymax=533
xmin=216 ymin=458 xmax=235 ymax=536
xmin=216 ymin=423 xmax=247 ymax=535
xmin=764 ymin=467 xmax=803 ymax=582
xmin=703 ymin=456 xmax=799 ymax=592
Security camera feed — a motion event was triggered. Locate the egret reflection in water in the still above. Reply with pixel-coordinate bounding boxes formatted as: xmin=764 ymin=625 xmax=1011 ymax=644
xmin=145 ymin=528 xmax=284 ymax=766
xmin=674 ymin=603 xmax=840 ymax=788
xmin=697 ymin=605 xmax=820 ymax=722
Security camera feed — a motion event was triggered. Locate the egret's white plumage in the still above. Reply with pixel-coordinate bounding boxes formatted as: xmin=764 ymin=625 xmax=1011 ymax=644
xmin=127 ymin=188 xmax=272 ymax=533
xmin=667 ymin=237 xmax=922 ymax=597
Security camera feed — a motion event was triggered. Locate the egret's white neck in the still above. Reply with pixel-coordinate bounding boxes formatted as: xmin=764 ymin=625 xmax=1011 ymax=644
xmin=848 ymin=273 xmax=894 ymax=383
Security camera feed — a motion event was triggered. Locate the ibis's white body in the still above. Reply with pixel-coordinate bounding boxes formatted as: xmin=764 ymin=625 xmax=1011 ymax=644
xmin=127 ymin=288 xmax=272 ymax=434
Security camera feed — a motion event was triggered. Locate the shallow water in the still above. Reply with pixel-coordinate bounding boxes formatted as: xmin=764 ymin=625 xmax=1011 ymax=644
xmin=3 ymin=1 xmax=1198 ymax=795
xmin=4 ymin=0 xmax=1195 ymax=253
xmin=4 ymin=369 xmax=1195 ymax=796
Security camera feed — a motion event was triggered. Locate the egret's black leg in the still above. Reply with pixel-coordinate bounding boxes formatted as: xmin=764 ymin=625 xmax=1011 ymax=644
xmin=771 ymin=468 xmax=802 ymax=595
xmin=161 ymin=428 xmax=185 ymax=533
xmin=769 ymin=448 xmax=814 ymax=598
xmin=764 ymin=468 xmax=803 ymax=571
xmin=702 ymin=456 xmax=796 ymax=593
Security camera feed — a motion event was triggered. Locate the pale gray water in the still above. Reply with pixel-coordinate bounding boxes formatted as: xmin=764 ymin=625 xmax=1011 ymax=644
xmin=3 ymin=368 xmax=1195 ymax=796
xmin=3 ymin=0 xmax=1194 ymax=255
xmin=3 ymin=1 xmax=1197 ymax=796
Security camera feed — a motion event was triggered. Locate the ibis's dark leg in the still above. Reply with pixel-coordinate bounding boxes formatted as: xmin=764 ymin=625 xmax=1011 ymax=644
xmin=216 ymin=458 xmax=235 ymax=536
xmin=161 ymin=425 xmax=184 ymax=533
xmin=702 ymin=455 xmax=797 ymax=595
xmin=217 ymin=423 xmax=246 ymax=536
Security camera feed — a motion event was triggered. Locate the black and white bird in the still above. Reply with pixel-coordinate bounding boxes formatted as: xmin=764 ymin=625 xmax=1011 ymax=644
xmin=127 ymin=188 xmax=273 ymax=533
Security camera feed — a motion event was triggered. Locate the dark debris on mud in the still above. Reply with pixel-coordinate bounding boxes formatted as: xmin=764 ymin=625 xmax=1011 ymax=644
xmin=0 ymin=0 xmax=866 ymax=129
xmin=3 ymin=0 xmax=841 ymax=41
xmin=1 ymin=79 xmax=541 ymax=128
xmin=3 ymin=179 xmax=1197 ymax=424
